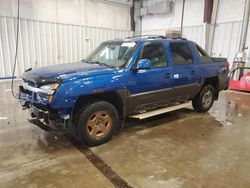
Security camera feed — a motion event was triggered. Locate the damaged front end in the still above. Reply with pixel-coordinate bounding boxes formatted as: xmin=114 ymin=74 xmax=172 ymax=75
xmin=19 ymin=78 xmax=70 ymax=133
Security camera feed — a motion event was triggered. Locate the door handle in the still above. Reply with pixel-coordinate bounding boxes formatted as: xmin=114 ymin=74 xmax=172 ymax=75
xmin=191 ymin=70 xmax=195 ymax=75
xmin=165 ymin=73 xmax=171 ymax=78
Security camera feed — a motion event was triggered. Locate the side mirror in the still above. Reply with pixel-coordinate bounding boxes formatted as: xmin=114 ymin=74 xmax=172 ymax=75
xmin=136 ymin=59 xmax=152 ymax=70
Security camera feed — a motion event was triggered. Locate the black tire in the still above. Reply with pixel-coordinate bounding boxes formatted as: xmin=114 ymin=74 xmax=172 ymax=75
xmin=77 ymin=101 xmax=119 ymax=146
xmin=192 ymin=84 xmax=215 ymax=113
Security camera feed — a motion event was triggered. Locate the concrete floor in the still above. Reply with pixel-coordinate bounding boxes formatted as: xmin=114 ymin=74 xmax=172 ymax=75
xmin=0 ymin=80 xmax=250 ymax=188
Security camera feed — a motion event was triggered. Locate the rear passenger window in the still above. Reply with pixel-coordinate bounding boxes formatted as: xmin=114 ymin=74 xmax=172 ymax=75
xmin=138 ymin=43 xmax=167 ymax=68
xmin=169 ymin=43 xmax=193 ymax=66
xmin=195 ymin=45 xmax=213 ymax=63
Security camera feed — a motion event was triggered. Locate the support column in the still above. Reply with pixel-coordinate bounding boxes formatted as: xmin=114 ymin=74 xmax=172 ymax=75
xmin=134 ymin=0 xmax=143 ymax=36
xmin=205 ymin=0 xmax=219 ymax=54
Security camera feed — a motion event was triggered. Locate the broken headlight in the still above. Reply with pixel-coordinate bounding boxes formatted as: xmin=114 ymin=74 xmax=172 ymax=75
xmin=39 ymin=83 xmax=60 ymax=95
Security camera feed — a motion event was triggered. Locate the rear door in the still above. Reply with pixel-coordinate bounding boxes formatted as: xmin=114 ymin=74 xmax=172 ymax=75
xmin=169 ymin=41 xmax=200 ymax=100
xmin=126 ymin=41 xmax=174 ymax=113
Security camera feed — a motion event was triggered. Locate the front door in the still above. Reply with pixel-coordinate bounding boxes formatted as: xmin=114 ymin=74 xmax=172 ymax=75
xmin=126 ymin=41 xmax=174 ymax=113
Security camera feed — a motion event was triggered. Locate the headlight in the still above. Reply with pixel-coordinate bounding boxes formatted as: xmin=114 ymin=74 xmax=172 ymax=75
xmin=39 ymin=83 xmax=60 ymax=95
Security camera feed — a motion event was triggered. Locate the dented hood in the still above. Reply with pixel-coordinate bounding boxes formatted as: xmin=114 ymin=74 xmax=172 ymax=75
xmin=22 ymin=62 xmax=114 ymax=85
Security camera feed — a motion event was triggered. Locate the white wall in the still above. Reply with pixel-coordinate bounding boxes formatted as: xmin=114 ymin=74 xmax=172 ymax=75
xmin=0 ymin=0 xmax=132 ymax=77
xmin=142 ymin=0 xmax=204 ymax=31
xmin=0 ymin=0 xmax=132 ymax=30
xmin=211 ymin=0 xmax=249 ymax=65
xmin=216 ymin=0 xmax=245 ymax=23
xmin=140 ymin=0 xmax=250 ymax=67
xmin=141 ymin=0 xmax=206 ymax=47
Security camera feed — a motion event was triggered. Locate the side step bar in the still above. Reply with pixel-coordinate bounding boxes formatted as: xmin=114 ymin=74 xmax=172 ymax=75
xmin=130 ymin=101 xmax=192 ymax=120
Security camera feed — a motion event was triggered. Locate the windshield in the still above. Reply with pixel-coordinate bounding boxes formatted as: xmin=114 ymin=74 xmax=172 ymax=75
xmin=85 ymin=41 xmax=136 ymax=68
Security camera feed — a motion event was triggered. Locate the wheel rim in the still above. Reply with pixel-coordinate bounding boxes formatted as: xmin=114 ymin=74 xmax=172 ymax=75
xmin=202 ymin=90 xmax=213 ymax=109
xmin=86 ymin=111 xmax=112 ymax=140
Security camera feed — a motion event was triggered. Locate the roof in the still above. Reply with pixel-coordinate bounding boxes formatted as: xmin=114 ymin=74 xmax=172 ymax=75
xmin=108 ymin=35 xmax=189 ymax=43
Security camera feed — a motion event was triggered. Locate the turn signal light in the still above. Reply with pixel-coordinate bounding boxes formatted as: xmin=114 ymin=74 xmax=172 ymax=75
xmin=48 ymin=95 xmax=53 ymax=103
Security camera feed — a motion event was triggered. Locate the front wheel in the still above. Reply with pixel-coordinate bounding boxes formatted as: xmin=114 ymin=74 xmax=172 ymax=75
xmin=77 ymin=101 xmax=119 ymax=146
xmin=192 ymin=84 xmax=215 ymax=113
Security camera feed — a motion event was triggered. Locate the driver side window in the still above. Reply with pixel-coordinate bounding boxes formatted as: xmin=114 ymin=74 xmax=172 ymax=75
xmin=137 ymin=43 xmax=167 ymax=68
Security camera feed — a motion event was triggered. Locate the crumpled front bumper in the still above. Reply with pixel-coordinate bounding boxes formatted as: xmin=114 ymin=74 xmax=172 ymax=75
xmin=19 ymin=85 xmax=70 ymax=129
xmin=19 ymin=86 xmax=51 ymax=125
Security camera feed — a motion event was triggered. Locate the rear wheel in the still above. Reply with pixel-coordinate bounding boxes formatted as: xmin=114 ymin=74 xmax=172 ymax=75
xmin=77 ymin=101 xmax=119 ymax=146
xmin=192 ymin=84 xmax=215 ymax=112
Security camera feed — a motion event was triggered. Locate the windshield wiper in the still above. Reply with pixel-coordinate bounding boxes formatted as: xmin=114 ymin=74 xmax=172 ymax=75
xmin=81 ymin=59 xmax=115 ymax=68
xmin=81 ymin=59 xmax=88 ymax=63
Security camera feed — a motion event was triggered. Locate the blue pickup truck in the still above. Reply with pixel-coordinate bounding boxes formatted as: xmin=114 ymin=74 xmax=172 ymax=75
xmin=19 ymin=35 xmax=229 ymax=146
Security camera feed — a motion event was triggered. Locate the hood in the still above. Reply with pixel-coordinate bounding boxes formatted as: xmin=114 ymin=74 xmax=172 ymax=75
xmin=22 ymin=62 xmax=115 ymax=85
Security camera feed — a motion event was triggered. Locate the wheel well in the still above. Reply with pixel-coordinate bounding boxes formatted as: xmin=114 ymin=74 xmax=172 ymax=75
xmin=72 ymin=92 xmax=124 ymax=122
xmin=203 ymin=77 xmax=219 ymax=99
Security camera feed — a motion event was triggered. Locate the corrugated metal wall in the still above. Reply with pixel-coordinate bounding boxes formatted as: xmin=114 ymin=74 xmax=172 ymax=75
xmin=142 ymin=21 xmax=250 ymax=67
xmin=212 ymin=20 xmax=250 ymax=67
xmin=0 ymin=16 xmax=132 ymax=78
xmin=140 ymin=0 xmax=250 ymax=67
xmin=211 ymin=21 xmax=243 ymax=64
xmin=142 ymin=25 xmax=205 ymax=47
xmin=182 ymin=25 xmax=205 ymax=47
